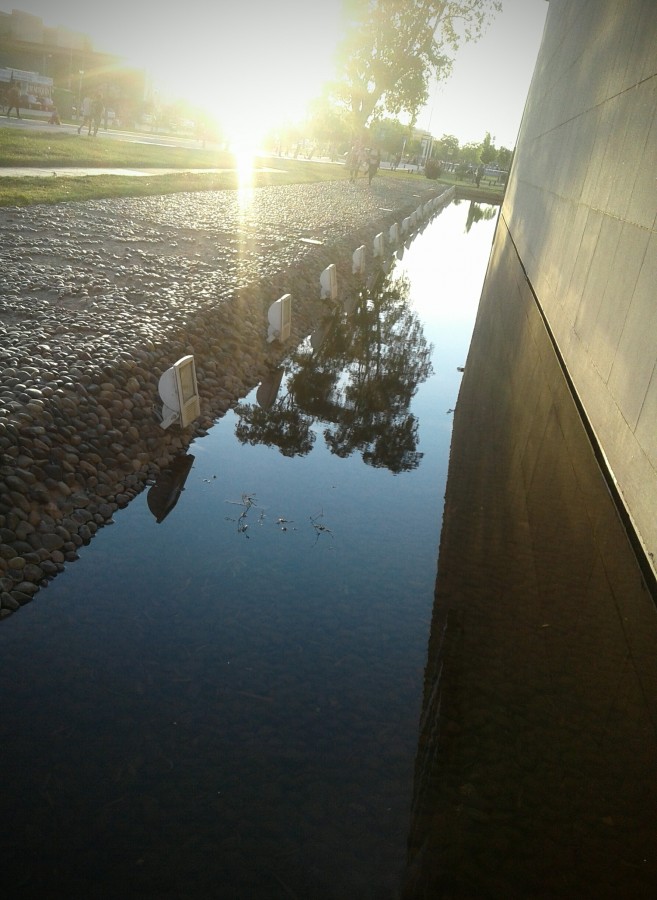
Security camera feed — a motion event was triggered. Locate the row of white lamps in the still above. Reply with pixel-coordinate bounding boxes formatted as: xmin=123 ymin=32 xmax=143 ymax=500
xmin=269 ymin=186 xmax=455 ymax=342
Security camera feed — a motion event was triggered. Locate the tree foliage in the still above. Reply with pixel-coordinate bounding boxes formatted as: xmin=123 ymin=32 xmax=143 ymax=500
xmin=233 ymin=270 xmax=434 ymax=474
xmin=479 ymin=130 xmax=497 ymax=165
xmin=429 ymin=130 xmax=512 ymax=172
xmin=497 ymin=145 xmax=513 ymax=171
xmin=434 ymin=133 xmax=460 ymax=160
xmin=306 ymin=90 xmax=351 ymax=151
xmin=369 ymin=116 xmax=412 ymax=156
xmin=459 ymin=140 xmax=482 ymax=165
xmin=335 ymin=0 xmax=501 ymax=133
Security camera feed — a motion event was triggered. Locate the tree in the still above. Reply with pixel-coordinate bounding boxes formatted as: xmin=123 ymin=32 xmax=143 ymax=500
xmin=305 ymin=91 xmax=351 ymax=156
xmin=479 ymin=130 xmax=497 ymax=165
xmin=459 ymin=141 xmax=481 ymax=166
xmin=434 ymin=133 xmax=460 ymax=162
xmin=294 ymin=273 xmax=434 ymax=473
xmin=234 ymin=271 xmax=434 ymax=474
xmin=335 ymin=0 xmax=501 ymax=134
xmin=369 ymin=116 xmax=412 ymax=157
xmin=497 ymin=145 xmax=513 ymax=171
xmin=464 ymin=201 xmax=498 ymax=232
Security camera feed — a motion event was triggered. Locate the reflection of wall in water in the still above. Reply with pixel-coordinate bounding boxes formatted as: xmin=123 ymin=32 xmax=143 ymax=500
xmin=402 ymin=220 xmax=657 ymax=898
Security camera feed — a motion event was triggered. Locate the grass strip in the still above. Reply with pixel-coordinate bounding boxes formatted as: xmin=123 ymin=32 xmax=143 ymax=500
xmin=0 ymin=126 xmax=504 ymax=207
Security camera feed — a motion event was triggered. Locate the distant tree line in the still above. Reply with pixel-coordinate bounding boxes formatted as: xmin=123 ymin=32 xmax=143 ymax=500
xmin=265 ymin=109 xmax=513 ymax=174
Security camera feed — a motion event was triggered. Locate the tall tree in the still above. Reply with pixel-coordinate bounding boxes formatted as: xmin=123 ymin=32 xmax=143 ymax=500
xmin=497 ymin=145 xmax=513 ymax=171
xmin=234 ymin=271 xmax=434 ymax=474
xmin=335 ymin=0 xmax=501 ymax=134
xmin=434 ymin=133 xmax=460 ymax=161
xmin=479 ymin=130 xmax=497 ymax=165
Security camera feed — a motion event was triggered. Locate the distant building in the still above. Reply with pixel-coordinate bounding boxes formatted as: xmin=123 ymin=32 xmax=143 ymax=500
xmin=0 ymin=7 xmax=146 ymax=121
xmin=0 ymin=65 xmax=52 ymax=102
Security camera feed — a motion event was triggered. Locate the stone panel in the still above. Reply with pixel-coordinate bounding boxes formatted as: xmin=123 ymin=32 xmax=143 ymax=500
xmin=589 ymin=221 xmax=650 ymax=383
xmin=502 ymin=0 xmax=657 ymax=576
xmin=625 ymin=97 xmax=657 ymax=230
xmin=609 ymin=232 xmax=657 ymax=428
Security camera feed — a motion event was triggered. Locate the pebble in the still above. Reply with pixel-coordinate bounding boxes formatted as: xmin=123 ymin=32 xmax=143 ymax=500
xmin=0 ymin=178 xmax=453 ymax=617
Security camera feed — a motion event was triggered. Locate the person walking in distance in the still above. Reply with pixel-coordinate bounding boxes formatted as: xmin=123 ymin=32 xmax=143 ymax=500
xmin=367 ymin=145 xmax=381 ymax=185
xmin=91 ymin=94 xmax=104 ymax=137
xmin=77 ymin=94 xmax=93 ymax=134
xmin=6 ymin=83 xmax=20 ymax=118
xmin=347 ymin=143 xmax=361 ymax=183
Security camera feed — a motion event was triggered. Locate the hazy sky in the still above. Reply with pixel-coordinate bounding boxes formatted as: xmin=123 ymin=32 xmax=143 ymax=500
xmin=415 ymin=0 xmax=548 ymax=146
xmin=8 ymin=0 xmax=547 ymax=146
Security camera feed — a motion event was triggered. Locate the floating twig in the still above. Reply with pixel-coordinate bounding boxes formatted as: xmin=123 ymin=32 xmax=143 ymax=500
xmin=310 ymin=510 xmax=333 ymax=544
xmin=275 ymin=516 xmax=294 ymax=531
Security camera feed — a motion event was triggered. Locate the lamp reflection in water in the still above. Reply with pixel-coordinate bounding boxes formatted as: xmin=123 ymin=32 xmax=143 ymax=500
xmin=256 ymin=366 xmax=285 ymax=410
xmin=146 ymin=454 xmax=195 ymax=523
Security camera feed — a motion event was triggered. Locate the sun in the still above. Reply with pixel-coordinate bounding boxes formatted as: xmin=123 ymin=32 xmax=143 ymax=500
xmin=204 ymin=96 xmax=272 ymax=194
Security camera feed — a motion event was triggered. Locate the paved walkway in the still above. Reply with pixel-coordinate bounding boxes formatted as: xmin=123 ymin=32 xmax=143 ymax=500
xmin=0 ymin=165 xmax=283 ymax=178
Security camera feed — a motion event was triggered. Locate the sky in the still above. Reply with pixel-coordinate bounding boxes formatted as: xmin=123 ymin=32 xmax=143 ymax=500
xmin=414 ymin=0 xmax=548 ymax=147
xmin=8 ymin=0 xmax=548 ymax=147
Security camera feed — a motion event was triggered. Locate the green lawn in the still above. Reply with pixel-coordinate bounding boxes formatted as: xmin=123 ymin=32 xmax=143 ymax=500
xmin=0 ymin=127 xmax=233 ymax=168
xmin=0 ymin=127 xmax=503 ymax=207
xmin=0 ymin=128 xmax=351 ymax=206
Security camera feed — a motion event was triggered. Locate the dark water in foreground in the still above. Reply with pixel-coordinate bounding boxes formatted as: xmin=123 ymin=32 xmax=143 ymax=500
xmin=0 ymin=201 xmax=498 ymax=898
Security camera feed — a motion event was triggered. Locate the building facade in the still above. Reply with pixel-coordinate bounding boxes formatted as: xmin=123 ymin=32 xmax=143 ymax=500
xmin=0 ymin=8 xmax=146 ymax=120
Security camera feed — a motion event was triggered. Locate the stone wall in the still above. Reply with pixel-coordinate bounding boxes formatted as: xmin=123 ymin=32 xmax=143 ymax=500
xmin=502 ymin=0 xmax=657 ymax=575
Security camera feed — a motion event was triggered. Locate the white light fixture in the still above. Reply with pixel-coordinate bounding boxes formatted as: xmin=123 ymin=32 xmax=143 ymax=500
xmin=157 ymin=355 xmax=201 ymax=429
xmin=352 ymin=245 xmax=366 ymax=276
xmin=267 ymin=293 xmax=292 ymax=343
xmin=320 ymin=264 xmax=338 ymax=301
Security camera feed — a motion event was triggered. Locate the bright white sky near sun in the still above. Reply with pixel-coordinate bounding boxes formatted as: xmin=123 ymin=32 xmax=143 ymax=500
xmin=8 ymin=0 xmax=548 ymax=147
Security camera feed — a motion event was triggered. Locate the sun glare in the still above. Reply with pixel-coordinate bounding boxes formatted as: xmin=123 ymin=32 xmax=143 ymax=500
xmin=234 ymin=140 xmax=256 ymax=200
xmin=204 ymin=100 xmax=265 ymax=197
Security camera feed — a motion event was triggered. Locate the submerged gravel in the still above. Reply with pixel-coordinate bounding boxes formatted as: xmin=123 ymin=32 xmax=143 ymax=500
xmin=0 ymin=176 xmax=453 ymax=617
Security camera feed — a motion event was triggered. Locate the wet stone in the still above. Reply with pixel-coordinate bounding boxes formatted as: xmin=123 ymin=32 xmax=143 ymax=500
xmin=1 ymin=592 xmax=20 ymax=611
xmin=22 ymin=564 xmax=44 ymax=583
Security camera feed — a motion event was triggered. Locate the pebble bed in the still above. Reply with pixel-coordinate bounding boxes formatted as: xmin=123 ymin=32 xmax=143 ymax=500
xmin=0 ymin=177 xmax=453 ymax=618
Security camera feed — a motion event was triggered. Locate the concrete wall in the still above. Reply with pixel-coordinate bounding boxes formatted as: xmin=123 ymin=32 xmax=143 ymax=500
xmin=502 ymin=0 xmax=657 ymax=574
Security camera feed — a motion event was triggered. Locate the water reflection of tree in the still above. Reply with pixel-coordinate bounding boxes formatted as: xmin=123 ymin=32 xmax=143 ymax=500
xmin=233 ymin=268 xmax=434 ymax=473
xmin=465 ymin=201 xmax=498 ymax=233
xmin=234 ymin=398 xmax=316 ymax=457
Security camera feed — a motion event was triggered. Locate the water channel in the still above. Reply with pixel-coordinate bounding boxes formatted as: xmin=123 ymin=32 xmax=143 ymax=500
xmin=0 ymin=200 xmax=498 ymax=898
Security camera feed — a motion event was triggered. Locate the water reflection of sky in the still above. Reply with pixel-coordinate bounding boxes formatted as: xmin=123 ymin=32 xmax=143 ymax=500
xmin=0 ymin=200 xmax=498 ymax=898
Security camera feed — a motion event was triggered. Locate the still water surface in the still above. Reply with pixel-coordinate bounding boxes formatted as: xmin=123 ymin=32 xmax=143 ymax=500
xmin=0 ymin=200 xmax=498 ymax=899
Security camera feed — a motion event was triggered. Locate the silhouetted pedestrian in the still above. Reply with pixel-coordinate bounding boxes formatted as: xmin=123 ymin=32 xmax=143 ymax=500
xmin=91 ymin=94 xmax=104 ymax=136
xmin=368 ymin=146 xmax=381 ymax=185
xmin=6 ymin=84 xmax=20 ymax=118
xmin=347 ymin=143 xmax=361 ymax=183
xmin=78 ymin=95 xmax=92 ymax=134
